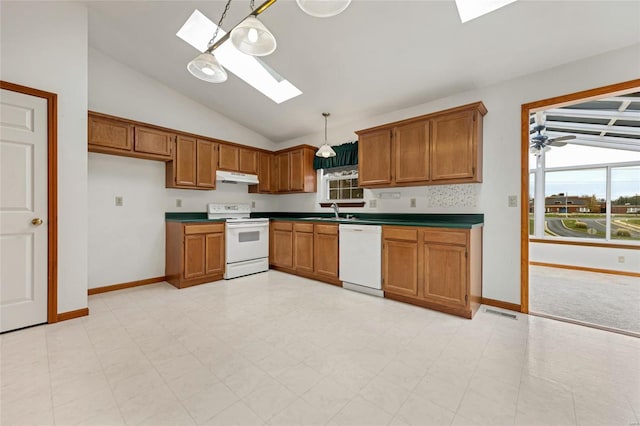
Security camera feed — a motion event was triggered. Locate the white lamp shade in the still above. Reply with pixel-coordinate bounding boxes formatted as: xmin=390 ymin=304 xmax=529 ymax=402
xmin=316 ymin=143 xmax=336 ymax=158
xmin=230 ymin=16 xmax=277 ymax=56
xmin=296 ymin=0 xmax=351 ymax=17
xmin=187 ymin=52 xmax=228 ymax=83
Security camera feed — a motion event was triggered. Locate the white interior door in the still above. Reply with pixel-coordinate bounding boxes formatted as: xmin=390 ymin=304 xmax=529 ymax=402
xmin=0 ymin=88 xmax=49 ymax=333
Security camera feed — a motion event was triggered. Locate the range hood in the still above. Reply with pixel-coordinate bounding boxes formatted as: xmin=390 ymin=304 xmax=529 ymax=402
xmin=216 ymin=170 xmax=259 ymax=184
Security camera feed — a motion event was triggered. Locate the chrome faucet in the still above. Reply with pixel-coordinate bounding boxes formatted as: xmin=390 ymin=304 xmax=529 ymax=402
xmin=330 ymin=202 xmax=339 ymax=218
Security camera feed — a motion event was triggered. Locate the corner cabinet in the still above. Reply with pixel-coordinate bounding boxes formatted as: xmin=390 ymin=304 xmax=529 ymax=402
xmin=356 ymin=102 xmax=486 ymax=188
xmin=382 ymin=225 xmax=482 ymax=319
xmin=274 ymin=146 xmax=317 ymax=194
xmin=166 ymin=222 xmax=225 ymax=288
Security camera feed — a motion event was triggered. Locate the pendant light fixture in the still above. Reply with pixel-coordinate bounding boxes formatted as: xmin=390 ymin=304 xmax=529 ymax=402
xmin=231 ymin=0 xmax=277 ymax=56
xmin=186 ymin=0 xmax=351 ymax=85
xmin=296 ymin=0 xmax=352 ymax=18
xmin=187 ymin=0 xmax=234 ymax=83
xmin=316 ymin=112 xmax=337 ymax=158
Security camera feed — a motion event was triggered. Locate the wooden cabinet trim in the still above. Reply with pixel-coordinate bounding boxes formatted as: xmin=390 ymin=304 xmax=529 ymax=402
xmin=355 ymin=101 xmax=487 ymax=135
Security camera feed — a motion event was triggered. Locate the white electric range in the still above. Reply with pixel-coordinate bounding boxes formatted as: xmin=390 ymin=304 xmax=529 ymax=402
xmin=207 ymin=203 xmax=269 ymax=279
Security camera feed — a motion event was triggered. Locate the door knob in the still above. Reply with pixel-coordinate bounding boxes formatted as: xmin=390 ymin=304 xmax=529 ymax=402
xmin=31 ymin=218 xmax=43 ymax=226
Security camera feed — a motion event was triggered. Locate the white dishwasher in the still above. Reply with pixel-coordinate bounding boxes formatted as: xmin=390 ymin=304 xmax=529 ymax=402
xmin=339 ymin=224 xmax=383 ymax=297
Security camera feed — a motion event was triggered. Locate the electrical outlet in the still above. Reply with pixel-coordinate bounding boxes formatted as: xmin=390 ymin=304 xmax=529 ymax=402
xmin=176 ymin=199 xmax=182 ymax=208
xmin=251 ymin=201 xmax=256 ymax=208
xmin=115 ymin=196 xmax=123 ymax=207
xmin=618 ymin=256 xmax=625 ymax=263
xmin=508 ymin=195 xmax=518 ymax=207
xmin=410 ymin=198 xmax=416 ymax=208
xmin=369 ymin=199 xmax=377 ymax=208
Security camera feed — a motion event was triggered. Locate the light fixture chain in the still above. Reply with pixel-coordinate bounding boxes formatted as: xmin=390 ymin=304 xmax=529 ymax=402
xmin=250 ymin=0 xmax=255 ymax=10
xmin=209 ymin=0 xmax=233 ymax=48
xmin=324 ymin=115 xmax=328 ymax=142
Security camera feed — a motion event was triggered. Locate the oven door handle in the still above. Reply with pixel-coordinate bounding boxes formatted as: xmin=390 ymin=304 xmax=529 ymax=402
xmin=226 ymin=223 xmax=269 ymax=229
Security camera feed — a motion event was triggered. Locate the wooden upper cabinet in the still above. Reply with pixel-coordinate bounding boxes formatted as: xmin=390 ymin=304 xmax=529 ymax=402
xmin=218 ymin=144 xmax=239 ymax=171
xmin=356 ymin=102 xmax=486 ymax=188
xmin=88 ymin=113 xmax=173 ymax=161
xmin=394 ymin=120 xmax=429 ymax=183
xmin=289 ymin=149 xmax=305 ymax=192
xmin=167 ymin=137 xmax=217 ymax=190
xmin=249 ymin=152 xmax=273 ymax=194
xmin=134 ymin=126 xmax=173 ymax=159
xmin=276 ymin=152 xmax=290 ymax=192
xmin=218 ymin=144 xmax=259 ymax=174
xmin=430 ymin=109 xmax=477 ymax=182
xmin=196 ymin=140 xmax=217 ymax=189
xmin=358 ymin=128 xmax=392 ymax=186
xmin=89 ymin=115 xmax=133 ymax=152
xmin=173 ymin=136 xmax=197 ymax=187
xmin=273 ymin=147 xmax=316 ymax=194
xmin=239 ymin=148 xmax=258 ymax=174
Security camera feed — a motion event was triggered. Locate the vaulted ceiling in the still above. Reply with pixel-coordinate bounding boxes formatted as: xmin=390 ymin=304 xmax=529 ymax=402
xmin=86 ymin=1 xmax=640 ymax=142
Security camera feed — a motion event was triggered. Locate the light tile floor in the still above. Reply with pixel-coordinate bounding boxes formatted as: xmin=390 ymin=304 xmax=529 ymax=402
xmin=1 ymin=270 xmax=639 ymax=426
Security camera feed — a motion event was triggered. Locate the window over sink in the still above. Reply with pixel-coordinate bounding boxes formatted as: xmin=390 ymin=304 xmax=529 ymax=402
xmin=319 ymin=166 xmax=365 ymax=206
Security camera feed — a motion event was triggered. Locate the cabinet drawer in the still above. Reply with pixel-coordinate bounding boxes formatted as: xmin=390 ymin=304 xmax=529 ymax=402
xmin=272 ymin=222 xmax=293 ymax=231
xmin=383 ymin=226 xmax=418 ymax=242
xmin=294 ymin=223 xmax=314 ymax=233
xmin=315 ymin=224 xmax=338 ymax=235
xmin=422 ymin=229 xmax=467 ymax=245
xmin=184 ymin=223 xmax=224 ymax=234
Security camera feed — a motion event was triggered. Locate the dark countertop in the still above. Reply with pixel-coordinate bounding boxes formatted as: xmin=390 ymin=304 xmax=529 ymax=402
xmin=166 ymin=212 xmax=483 ymax=229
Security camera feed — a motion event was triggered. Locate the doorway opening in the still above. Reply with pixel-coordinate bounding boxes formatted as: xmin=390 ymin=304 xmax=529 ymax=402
xmin=521 ymin=79 xmax=640 ymax=337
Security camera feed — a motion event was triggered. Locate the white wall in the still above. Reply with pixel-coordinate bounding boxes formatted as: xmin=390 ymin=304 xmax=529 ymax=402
xmin=1 ymin=1 xmax=88 ymax=314
xmin=530 ymin=242 xmax=640 ymax=274
xmin=88 ymin=49 xmax=277 ymax=288
xmin=275 ymin=44 xmax=640 ymax=304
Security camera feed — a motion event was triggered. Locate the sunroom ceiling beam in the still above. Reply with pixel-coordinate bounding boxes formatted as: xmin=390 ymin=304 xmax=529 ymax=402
xmin=544 ymin=120 xmax=640 ymax=136
xmin=545 ymin=108 xmax=640 ymax=122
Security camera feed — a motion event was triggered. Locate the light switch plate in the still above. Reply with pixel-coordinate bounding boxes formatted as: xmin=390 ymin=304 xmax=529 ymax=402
xmin=115 ymin=196 xmax=123 ymax=207
xmin=176 ymin=199 xmax=182 ymax=208
xmin=251 ymin=201 xmax=256 ymax=208
xmin=369 ymin=199 xmax=377 ymax=208
xmin=508 ymin=195 xmax=518 ymax=207
xmin=410 ymin=198 xmax=416 ymax=208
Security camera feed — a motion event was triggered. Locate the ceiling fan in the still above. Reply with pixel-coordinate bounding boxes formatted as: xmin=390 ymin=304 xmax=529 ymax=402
xmin=529 ymin=111 xmax=576 ymax=156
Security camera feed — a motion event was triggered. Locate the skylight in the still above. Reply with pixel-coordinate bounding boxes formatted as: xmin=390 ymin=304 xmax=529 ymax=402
xmin=455 ymin=0 xmax=518 ymax=23
xmin=177 ymin=10 xmax=302 ymax=104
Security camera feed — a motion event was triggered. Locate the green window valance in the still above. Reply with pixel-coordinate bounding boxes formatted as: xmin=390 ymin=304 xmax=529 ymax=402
xmin=313 ymin=141 xmax=358 ymax=170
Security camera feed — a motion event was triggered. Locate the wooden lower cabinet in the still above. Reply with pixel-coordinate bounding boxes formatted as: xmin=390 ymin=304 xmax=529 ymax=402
xmin=270 ymin=221 xmax=340 ymax=286
xmin=294 ymin=223 xmax=314 ymax=273
xmin=166 ymin=222 xmax=225 ymax=288
xmin=270 ymin=222 xmax=293 ymax=268
xmin=314 ymin=224 xmax=339 ymax=281
xmin=382 ymin=225 xmax=482 ymax=318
